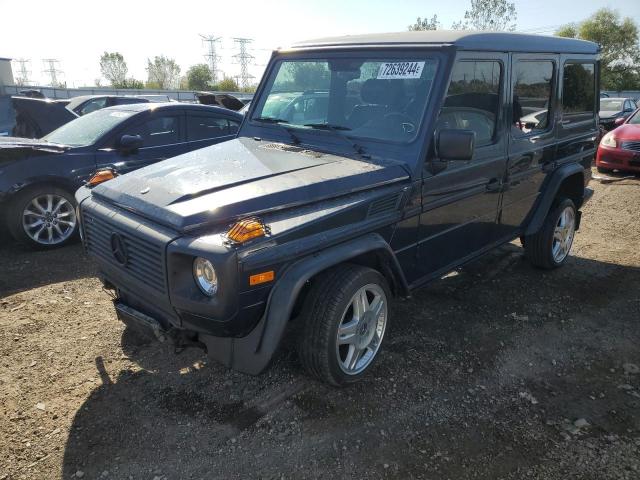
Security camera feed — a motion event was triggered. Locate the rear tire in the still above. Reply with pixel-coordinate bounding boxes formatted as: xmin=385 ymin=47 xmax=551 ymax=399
xmin=7 ymin=185 xmax=78 ymax=249
xmin=297 ymin=264 xmax=391 ymax=386
xmin=524 ymin=198 xmax=577 ymax=270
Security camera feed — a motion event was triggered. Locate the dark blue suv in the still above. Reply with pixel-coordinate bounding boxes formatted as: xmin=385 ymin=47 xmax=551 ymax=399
xmin=0 ymin=103 xmax=242 ymax=248
xmin=77 ymin=32 xmax=599 ymax=386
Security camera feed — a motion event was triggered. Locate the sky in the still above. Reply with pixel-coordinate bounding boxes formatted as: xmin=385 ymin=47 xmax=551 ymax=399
xmin=1 ymin=0 xmax=638 ymax=88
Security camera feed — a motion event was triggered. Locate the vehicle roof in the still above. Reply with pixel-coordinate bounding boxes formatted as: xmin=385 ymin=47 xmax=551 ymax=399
xmin=101 ymin=102 xmax=243 ymax=117
xmin=290 ymin=30 xmax=599 ymax=54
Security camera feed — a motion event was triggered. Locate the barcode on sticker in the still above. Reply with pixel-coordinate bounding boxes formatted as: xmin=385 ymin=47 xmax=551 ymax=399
xmin=377 ymin=62 xmax=425 ymax=79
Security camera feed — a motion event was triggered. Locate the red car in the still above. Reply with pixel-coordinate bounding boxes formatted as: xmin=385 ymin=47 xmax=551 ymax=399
xmin=596 ymin=107 xmax=640 ymax=173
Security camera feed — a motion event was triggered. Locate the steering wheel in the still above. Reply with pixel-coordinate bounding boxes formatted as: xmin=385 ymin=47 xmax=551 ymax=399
xmin=384 ymin=112 xmax=416 ymax=135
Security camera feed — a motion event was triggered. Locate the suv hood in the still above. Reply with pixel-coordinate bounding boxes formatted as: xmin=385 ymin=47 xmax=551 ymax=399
xmin=92 ymin=137 xmax=410 ymax=232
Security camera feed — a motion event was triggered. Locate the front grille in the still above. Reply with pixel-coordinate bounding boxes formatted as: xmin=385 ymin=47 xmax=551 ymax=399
xmin=82 ymin=210 xmax=167 ymax=294
xmin=621 ymin=141 xmax=640 ymax=152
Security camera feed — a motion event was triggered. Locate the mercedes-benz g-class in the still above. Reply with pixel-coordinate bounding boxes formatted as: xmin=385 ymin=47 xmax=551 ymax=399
xmin=76 ymin=31 xmax=598 ymax=385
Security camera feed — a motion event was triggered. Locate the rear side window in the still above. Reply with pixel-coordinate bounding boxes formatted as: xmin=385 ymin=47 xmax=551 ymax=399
xmin=187 ymin=115 xmax=235 ymax=141
xmin=439 ymin=60 xmax=502 ymax=146
xmin=562 ymin=62 xmax=596 ymax=123
xmin=512 ymin=61 xmax=554 ymax=136
xmin=127 ymin=115 xmax=180 ymax=147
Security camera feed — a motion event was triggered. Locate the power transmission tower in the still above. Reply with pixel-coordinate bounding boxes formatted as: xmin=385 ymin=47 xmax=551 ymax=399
xmin=232 ymin=37 xmax=255 ymax=89
xmin=13 ymin=58 xmax=31 ymax=86
xmin=42 ymin=59 xmax=64 ymax=87
xmin=199 ymin=34 xmax=222 ymax=84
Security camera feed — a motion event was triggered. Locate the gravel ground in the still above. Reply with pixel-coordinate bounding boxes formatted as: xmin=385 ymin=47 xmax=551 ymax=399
xmin=1 ymin=169 xmax=639 ymax=480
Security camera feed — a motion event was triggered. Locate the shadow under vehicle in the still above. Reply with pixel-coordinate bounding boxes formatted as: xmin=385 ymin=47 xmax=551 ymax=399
xmin=0 ymin=103 xmax=242 ymax=249
xmin=76 ymin=31 xmax=600 ymax=386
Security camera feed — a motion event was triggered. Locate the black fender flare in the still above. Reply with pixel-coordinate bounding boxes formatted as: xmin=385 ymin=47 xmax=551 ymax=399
xmin=524 ymin=163 xmax=585 ymax=236
xmin=200 ymin=232 xmax=408 ymax=375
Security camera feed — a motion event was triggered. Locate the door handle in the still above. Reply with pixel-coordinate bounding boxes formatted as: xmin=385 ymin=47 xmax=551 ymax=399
xmin=486 ymin=178 xmax=502 ymax=192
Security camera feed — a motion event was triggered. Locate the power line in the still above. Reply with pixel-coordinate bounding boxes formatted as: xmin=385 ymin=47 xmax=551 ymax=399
xmin=42 ymin=58 xmax=64 ymax=87
xmin=232 ymin=37 xmax=255 ymax=89
xmin=200 ymin=34 xmax=222 ymax=84
xmin=13 ymin=58 xmax=31 ymax=86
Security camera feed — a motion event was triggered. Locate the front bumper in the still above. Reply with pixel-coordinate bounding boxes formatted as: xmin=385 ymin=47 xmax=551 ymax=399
xmin=596 ymin=145 xmax=640 ymax=172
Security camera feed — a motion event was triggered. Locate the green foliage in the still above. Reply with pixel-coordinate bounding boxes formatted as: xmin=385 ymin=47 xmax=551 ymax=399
xmin=100 ymin=52 xmax=128 ymax=87
xmin=452 ymin=0 xmax=517 ymax=31
xmin=146 ymin=56 xmax=181 ymax=90
xmin=281 ymin=62 xmax=330 ymax=91
xmin=186 ymin=64 xmax=212 ymax=90
xmin=211 ymin=76 xmax=240 ymax=92
xmin=408 ymin=15 xmax=440 ymax=31
xmin=556 ymin=9 xmax=640 ymax=90
xmin=113 ymin=78 xmax=144 ymax=89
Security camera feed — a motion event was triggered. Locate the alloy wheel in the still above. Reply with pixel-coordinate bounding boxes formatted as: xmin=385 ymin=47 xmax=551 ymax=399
xmin=552 ymin=205 xmax=575 ymax=263
xmin=22 ymin=194 xmax=77 ymax=245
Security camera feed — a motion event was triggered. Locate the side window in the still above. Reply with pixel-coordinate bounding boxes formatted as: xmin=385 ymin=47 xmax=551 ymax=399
xmin=186 ymin=115 xmax=232 ymax=141
xmin=561 ymin=62 xmax=595 ymax=124
xmin=228 ymin=120 xmax=240 ymax=135
xmin=439 ymin=60 xmax=502 ymax=146
xmin=512 ymin=61 xmax=554 ymax=136
xmin=127 ymin=115 xmax=180 ymax=147
xmin=78 ymin=98 xmax=107 ymax=116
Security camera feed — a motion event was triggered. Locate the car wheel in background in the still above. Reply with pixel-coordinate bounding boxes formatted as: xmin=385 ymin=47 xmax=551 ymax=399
xmin=7 ymin=186 xmax=78 ymax=249
xmin=297 ymin=264 xmax=390 ymax=386
xmin=524 ymin=198 xmax=577 ymax=270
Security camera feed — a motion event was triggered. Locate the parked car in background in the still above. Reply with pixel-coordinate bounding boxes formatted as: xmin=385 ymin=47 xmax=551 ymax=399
xmin=9 ymin=94 xmax=170 ymax=139
xmin=596 ymin=107 xmax=640 ymax=174
xmin=76 ymin=31 xmax=598 ymax=386
xmin=599 ymin=97 xmax=637 ymax=131
xmin=0 ymin=103 xmax=242 ymax=248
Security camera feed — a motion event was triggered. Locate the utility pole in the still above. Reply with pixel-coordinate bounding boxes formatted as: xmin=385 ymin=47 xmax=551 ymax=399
xmin=199 ymin=34 xmax=221 ymax=84
xmin=13 ymin=58 xmax=31 ymax=86
xmin=42 ymin=59 xmax=63 ymax=87
xmin=232 ymin=37 xmax=255 ymax=89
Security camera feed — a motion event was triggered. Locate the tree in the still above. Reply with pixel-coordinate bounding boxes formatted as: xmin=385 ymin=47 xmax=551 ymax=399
xmin=146 ymin=56 xmax=181 ymax=90
xmin=211 ymin=76 xmax=239 ymax=92
xmin=451 ymin=0 xmax=517 ymax=31
xmin=186 ymin=64 xmax=212 ymax=90
xmin=408 ymin=15 xmax=440 ymax=31
xmin=115 ymin=78 xmax=144 ymax=89
xmin=99 ymin=52 xmax=128 ymax=87
xmin=556 ymin=9 xmax=640 ymax=90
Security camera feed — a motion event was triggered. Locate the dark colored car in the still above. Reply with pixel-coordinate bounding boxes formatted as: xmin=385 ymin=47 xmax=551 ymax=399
xmin=77 ymin=31 xmax=598 ymax=386
xmin=598 ymin=97 xmax=637 ymax=131
xmin=9 ymin=94 xmax=168 ymax=139
xmin=596 ymin=107 xmax=640 ymax=173
xmin=0 ymin=103 xmax=242 ymax=248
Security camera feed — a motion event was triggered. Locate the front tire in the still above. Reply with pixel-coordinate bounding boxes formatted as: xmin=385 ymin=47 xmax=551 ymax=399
xmin=7 ymin=186 xmax=78 ymax=249
xmin=297 ymin=264 xmax=391 ymax=386
xmin=524 ymin=198 xmax=577 ymax=269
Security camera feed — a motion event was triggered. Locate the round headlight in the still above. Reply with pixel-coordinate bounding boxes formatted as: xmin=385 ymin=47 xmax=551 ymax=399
xmin=193 ymin=257 xmax=218 ymax=296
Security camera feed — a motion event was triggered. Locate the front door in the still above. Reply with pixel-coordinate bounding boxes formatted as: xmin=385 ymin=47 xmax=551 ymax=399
xmin=96 ymin=113 xmax=187 ymax=174
xmin=416 ymin=54 xmax=508 ymax=281
xmin=500 ymin=54 xmax=558 ymax=233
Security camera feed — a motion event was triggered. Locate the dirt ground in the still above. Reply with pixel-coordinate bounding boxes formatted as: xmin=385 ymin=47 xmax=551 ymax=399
xmin=1 ymin=169 xmax=640 ymax=480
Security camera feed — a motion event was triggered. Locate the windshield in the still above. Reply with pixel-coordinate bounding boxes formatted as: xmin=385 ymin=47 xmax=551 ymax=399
xmin=628 ymin=111 xmax=640 ymax=125
xmin=252 ymin=56 xmax=438 ymax=143
xmin=43 ymin=108 xmax=135 ymax=146
xmin=600 ymin=99 xmax=623 ymax=111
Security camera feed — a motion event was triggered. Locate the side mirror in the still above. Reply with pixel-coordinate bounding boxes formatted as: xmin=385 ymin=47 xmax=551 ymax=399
xmin=119 ymin=134 xmax=143 ymax=153
xmin=437 ymin=129 xmax=475 ymax=161
xmin=614 ymin=117 xmax=625 ymax=127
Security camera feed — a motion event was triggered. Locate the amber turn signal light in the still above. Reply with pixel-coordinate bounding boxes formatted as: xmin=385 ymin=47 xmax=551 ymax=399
xmin=226 ymin=218 xmax=268 ymax=243
xmin=249 ymin=270 xmax=275 ymax=286
xmin=87 ymin=169 xmax=117 ymax=187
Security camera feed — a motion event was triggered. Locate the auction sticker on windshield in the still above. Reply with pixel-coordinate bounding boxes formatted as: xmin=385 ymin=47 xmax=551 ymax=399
xmin=377 ymin=61 xmax=425 ymax=79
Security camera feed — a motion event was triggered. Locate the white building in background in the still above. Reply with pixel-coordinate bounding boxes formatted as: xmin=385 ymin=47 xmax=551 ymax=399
xmin=0 ymin=58 xmax=14 ymax=94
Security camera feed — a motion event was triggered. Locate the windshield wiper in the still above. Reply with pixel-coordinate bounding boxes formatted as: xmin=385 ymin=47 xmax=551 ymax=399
xmin=253 ymin=116 xmax=301 ymax=145
xmin=303 ymin=123 xmax=369 ymax=158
